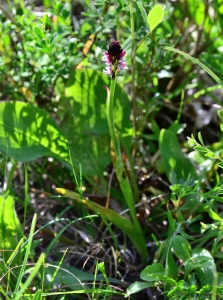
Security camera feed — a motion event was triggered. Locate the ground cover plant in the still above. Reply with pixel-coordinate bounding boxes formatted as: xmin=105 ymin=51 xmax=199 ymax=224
xmin=1 ymin=0 xmax=223 ymax=299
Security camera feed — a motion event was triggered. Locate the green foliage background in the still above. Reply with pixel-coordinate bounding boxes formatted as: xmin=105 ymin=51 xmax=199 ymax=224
xmin=1 ymin=0 xmax=223 ymax=298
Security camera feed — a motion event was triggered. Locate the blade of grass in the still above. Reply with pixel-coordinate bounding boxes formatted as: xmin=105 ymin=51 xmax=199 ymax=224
xmin=97 ymin=262 xmax=109 ymax=285
xmin=56 ymin=188 xmax=147 ymax=259
xmin=6 ymin=238 xmax=24 ymax=266
xmin=164 ymin=46 xmax=223 ymax=87
xmin=46 ymin=248 xmax=68 ymax=292
xmin=33 ymin=289 xmax=42 ymax=300
xmin=39 ymin=288 xmax=124 ymax=297
xmin=23 ymin=164 xmax=30 ymax=227
xmin=0 ymin=286 xmax=11 ymax=300
xmin=8 ymin=216 xmax=96 ymax=267
xmin=14 ymin=253 xmax=45 ymax=300
xmin=14 ymin=213 xmax=37 ymax=296
xmin=45 ymin=215 xmax=97 ymax=258
xmin=92 ymin=260 xmax=99 ymax=299
xmin=97 ymin=212 xmax=118 ymax=252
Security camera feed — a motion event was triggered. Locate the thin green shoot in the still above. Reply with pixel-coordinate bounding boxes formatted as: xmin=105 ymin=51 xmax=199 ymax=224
xmin=23 ymin=164 xmax=30 ymax=227
xmin=211 ymin=273 xmax=218 ymax=300
xmin=14 ymin=213 xmax=37 ymax=296
xmin=97 ymin=212 xmax=118 ymax=252
xmin=176 ymin=90 xmax=184 ymax=124
xmin=8 ymin=216 xmax=95 ymax=268
xmin=92 ymin=260 xmax=99 ymax=299
xmin=130 ymin=0 xmax=137 ymax=138
xmin=69 ymin=149 xmax=82 ymax=196
xmin=67 ymin=152 xmax=96 ymax=234
xmin=46 ymin=248 xmax=68 ymax=292
xmin=44 ymin=215 xmax=97 ymax=259
xmin=14 ymin=252 xmax=45 ymax=300
xmin=23 ymin=288 xmax=124 ymax=297
xmin=6 ymin=238 xmax=24 ymax=266
xmin=97 ymin=262 xmax=109 ymax=285
xmin=0 ymin=285 xmax=10 ymax=300
xmin=164 ymin=46 xmax=223 ymax=87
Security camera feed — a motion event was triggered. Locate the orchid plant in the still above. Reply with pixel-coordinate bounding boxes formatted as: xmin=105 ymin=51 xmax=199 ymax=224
xmin=102 ymin=40 xmax=128 ymax=78
xmin=103 ymin=41 xmax=147 ymax=259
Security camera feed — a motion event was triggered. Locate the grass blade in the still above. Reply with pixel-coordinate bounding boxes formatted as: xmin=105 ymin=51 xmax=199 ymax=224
xmin=14 ymin=213 xmax=37 ymax=296
xmin=164 ymin=46 xmax=223 ymax=87
xmin=14 ymin=253 xmax=45 ymax=300
xmin=56 ymin=188 xmax=147 ymax=259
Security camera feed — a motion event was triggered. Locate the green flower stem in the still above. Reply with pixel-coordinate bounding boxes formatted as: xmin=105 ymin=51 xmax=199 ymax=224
xmin=130 ymin=0 xmax=137 ymax=139
xmin=129 ymin=0 xmax=140 ymax=203
xmin=136 ymin=31 xmax=151 ymax=51
xmin=106 ymin=78 xmax=147 ymax=259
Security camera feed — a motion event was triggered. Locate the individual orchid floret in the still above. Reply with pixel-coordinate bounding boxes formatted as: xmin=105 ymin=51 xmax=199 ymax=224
xmin=103 ymin=40 xmax=127 ymax=78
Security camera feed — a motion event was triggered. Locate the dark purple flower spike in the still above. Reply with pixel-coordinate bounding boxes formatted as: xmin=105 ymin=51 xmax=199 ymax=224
xmin=103 ymin=40 xmax=127 ymax=78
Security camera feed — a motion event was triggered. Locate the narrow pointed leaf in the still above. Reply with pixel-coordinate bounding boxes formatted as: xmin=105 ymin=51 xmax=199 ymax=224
xmin=137 ymin=2 xmax=149 ymax=27
xmin=56 ymin=188 xmax=147 ymax=259
xmin=164 ymin=46 xmax=223 ymax=87
xmin=198 ymin=132 xmax=204 ymax=145
xmin=209 ymin=209 xmax=222 ymax=221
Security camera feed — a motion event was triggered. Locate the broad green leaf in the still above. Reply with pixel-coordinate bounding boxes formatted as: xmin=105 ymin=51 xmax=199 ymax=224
xmin=126 ymin=281 xmax=154 ymax=296
xmin=147 ymin=4 xmax=164 ymax=31
xmin=164 ymin=47 xmax=223 ymax=87
xmin=167 ymin=250 xmax=178 ymax=279
xmin=141 ymin=263 xmax=165 ymax=281
xmin=140 ymin=263 xmax=176 ymax=284
xmin=0 ymin=195 xmax=24 ymax=264
xmin=192 ymin=249 xmax=216 ymax=286
xmin=0 ymin=102 xmax=69 ymax=162
xmin=56 ymin=188 xmax=147 ymax=259
xmin=159 ymin=129 xmax=197 ymax=184
xmin=166 ymin=250 xmax=178 ymax=283
xmin=172 ymin=235 xmax=191 ymax=261
xmin=55 ymin=69 xmax=132 ymax=177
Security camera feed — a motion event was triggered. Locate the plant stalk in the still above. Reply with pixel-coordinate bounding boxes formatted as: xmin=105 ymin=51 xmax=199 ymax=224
xmin=106 ymin=78 xmax=147 ymax=259
xmin=130 ymin=0 xmax=137 ymax=139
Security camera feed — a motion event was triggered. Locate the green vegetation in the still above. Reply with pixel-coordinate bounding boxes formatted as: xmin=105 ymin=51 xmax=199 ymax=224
xmin=1 ymin=0 xmax=223 ymax=298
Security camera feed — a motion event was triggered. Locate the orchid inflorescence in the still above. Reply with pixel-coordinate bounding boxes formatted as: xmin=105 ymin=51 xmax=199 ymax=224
xmin=103 ymin=40 xmax=127 ymax=78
